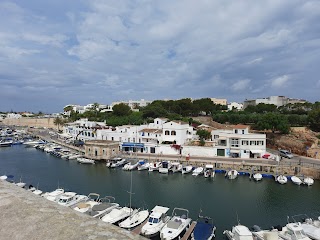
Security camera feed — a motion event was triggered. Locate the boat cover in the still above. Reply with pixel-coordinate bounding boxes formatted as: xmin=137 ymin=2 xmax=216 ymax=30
xmin=193 ymin=222 xmax=214 ymax=240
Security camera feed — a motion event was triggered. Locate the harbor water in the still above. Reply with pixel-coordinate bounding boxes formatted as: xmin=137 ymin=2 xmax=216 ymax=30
xmin=1 ymin=145 xmax=320 ymax=239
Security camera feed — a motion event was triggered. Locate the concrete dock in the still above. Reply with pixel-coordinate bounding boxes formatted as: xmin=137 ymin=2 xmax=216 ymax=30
xmin=0 ymin=180 xmax=146 ymax=240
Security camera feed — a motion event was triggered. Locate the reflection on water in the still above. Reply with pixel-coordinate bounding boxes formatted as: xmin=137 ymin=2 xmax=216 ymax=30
xmin=1 ymin=145 xmax=320 ymax=238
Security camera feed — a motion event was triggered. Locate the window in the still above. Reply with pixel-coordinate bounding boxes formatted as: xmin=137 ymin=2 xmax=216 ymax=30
xmin=242 ymin=140 xmax=249 ymax=146
xmin=250 ymin=141 xmax=257 ymax=145
xmin=171 ymin=131 xmax=176 ymax=135
xmin=235 ymin=130 xmax=238 ymax=134
xmin=119 ymin=137 xmax=122 ymax=141
xmin=257 ymin=141 xmax=264 ymax=145
xmin=214 ymin=135 xmax=219 ymax=139
xmin=165 ymin=130 xmax=170 ymax=135
xmin=148 ymin=133 xmax=150 ymax=136
xmin=95 ymin=150 xmax=97 ymax=156
xmin=111 ymin=137 xmax=114 ymax=141
xmin=133 ymin=138 xmax=135 ymax=142
xmin=103 ymin=150 xmax=105 ymax=155
xmin=150 ymin=147 xmax=155 ymax=153
xmin=231 ymin=138 xmax=239 ymax=147
xmin=242 ymin=130 xmax=245 ymax=134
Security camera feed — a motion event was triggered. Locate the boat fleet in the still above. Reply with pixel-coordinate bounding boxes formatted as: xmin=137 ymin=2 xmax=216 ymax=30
xmin=224 ymin=216 xmax=320 ymax=240
xmin=0 ymin=175 xmax=216 ymax=239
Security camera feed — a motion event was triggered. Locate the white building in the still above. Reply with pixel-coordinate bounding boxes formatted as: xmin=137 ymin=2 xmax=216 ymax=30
xmin=112 ymin=99 xmax=152 ymax=110
xmin=227 ymin=102 xmax=243 ymax=111
xmin=243 ymin=96 xmax=307 ymax=108
xmin=6 ymin=113 xmax=22 ymax=119
xmin=211 ymin=125 xmax=266 ymax=159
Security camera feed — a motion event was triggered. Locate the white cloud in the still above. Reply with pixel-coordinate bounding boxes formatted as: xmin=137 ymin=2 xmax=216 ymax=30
xmin=231 ymin=79 xmax=251 ymax=91
xmin=270 ymin=75 xmax=290 ymax=88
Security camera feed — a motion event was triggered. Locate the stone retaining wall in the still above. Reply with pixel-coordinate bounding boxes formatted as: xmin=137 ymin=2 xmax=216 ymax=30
xmin=2 ymin=117 xmax=58 ymax=129
xmin=0 ymin=181 xmax=146 ymax=240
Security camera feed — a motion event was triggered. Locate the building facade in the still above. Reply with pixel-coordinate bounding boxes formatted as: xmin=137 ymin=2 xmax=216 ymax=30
xmin=210 ymin=98 xmax=227 ymax=105
xmin=243 ymin=96 xmax=307 ymax=108
xmin=211 ymin=125 xmax=266 ymax=158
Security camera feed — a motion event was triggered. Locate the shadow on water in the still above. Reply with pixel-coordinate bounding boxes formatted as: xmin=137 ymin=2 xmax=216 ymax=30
xmin=1 ymin=145 xmax=320 ymax=239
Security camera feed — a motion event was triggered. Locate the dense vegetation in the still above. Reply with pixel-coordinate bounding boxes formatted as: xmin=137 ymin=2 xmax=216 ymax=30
xmin=62 ymin=100 xmax=320 ymax=133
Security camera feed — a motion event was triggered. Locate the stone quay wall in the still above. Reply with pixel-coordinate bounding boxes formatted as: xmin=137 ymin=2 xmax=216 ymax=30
xmin=0 ymin=181 xmax=146 ymax=240
xmin=2 ymin=117 xmax=58 ymax=130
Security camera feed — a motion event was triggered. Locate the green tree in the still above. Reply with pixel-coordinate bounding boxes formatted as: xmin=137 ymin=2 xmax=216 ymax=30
xmin=112 ymin=103 xmax=132 ymax=116
xmin=196 ymin=129 xmax=211 ymax=140
xmin=308 ymin=109 xmax=320 ymax=132
xmin=255 ymin=113 xmax=289 ymax=133
xmin=53 ymin=117 xmax=64 ymax=131
xmin=63 ymin=105 xmax=73 ymax=112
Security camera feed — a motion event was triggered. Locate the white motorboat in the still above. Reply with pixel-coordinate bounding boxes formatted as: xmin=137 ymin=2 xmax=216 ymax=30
xmin=251 ymin=225 xmax=282 ymax=240
xmin=141 ymin=205 xmax=171 ymax=238
xmin=299 ymin=218 xmax=320 ymax=240
xmin=182 ymin=165 xmax=193 ymax=174
xmin=276 ymin=175 xmax=287 ymax=184
xmin=77 ymin=157 xmax=95 ymax=164
xmin=223 ymin=224 xmax=254 ymax=240
xmin=253 ymin=173 xmax=263 ymax=181
xmin=278 ymin=223 xmax=311 ymax=240
xmin=56 ymin=192 xmax=89 ymax=207
xmin=119 ymin=208 xmax=149 ymax=229
xmin=192 ymin=167 xmax=204 ymax=176
xmin=303 ymin=177 xmax=314 ymax=186
xmin=23 ymin=139 xmax=46 ymax=147
xmin=0 ymin=140 xmax=13 ymax=147
xmin=226 ymin=170 xmax=238 ymax=180
xmin=33 ymin=189 xmax=43 ymax=195
xmin=149 ymin=161 xmax=162 ymax=172
xmin=42 ymin=188 xmax=65 ymax=201
xmin=160 ymin=208 xmax=192 ymax=240
xmin=138 ymin=160 xmax=150 ymax=171
xmin=68 ymin=154 xmax=82 ymax=160
xmin=100 ymin=206 xmax=135 ymax=224
xmin=123 ymin=160 xmax=140 ymax=171
xmin=291 ymin=176 xmax=302 ymax=185
xmin=15 ymin=177 xmax=26 ymax=188
xmin=87 ymin=196 xmax=119 ymax=218
xmin=159 ymin=161 xmax=172 ymax=174
xmin=0 ymin=175 xmax=8 ymax=180
xmin=108 ymin=158 xmax=127 ymax=168
xmin=73 ymin=193 xmax=100 ymax=213
xmin=170 ymin=162 xmax=182 ymax=173
xmin=204 ymin=165 xmax=215 ymax=178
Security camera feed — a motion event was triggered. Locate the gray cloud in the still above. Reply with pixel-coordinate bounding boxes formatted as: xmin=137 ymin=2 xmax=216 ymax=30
xmin=0 ymin=0 xmax=319 ymax=112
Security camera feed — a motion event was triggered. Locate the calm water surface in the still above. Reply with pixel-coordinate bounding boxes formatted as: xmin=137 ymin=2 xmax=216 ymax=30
xmin=1 ymin=145 xmax=320 ymax=239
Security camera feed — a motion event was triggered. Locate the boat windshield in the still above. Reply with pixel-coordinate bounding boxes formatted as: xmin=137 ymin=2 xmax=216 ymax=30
xmin=59 ymin=198 xmax=68 ymax=203
xmin=148 ymin=217 xmax=160 ymax=223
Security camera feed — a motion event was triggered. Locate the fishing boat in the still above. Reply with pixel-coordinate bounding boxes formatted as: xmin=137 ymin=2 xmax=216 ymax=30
xmin=159 ymin=161 xmax=172 ymax=174
xmin=87 ymin=196 xmax=119 ymax=218
xmin=223 ymin=224 xmax=254 ymax=240
xmin=182 ymin=165 xmax=193 ymax=174
xmin=278 ymin=222 xmax=311 ymax=240
xmin=149 ymin=161 xmax=162 ymax=172
xmin=77 ymin=157 xmax=95 ymax=164
xmin=73 ymin=193 xmax=100 ymax=213
xmin=137 ymin=160 xmax=149 ymax=171
xmin=204 ymin=165 xmax=215 ymax=178
xmin=291 ymin=176 xmax=302 ymax=185
xmin=106 ymin=157 xmax=127 ymax=168
xmin=141 ymin=206 xmax=171 ymax=238
xmin=226 ymin=169 xmax=238 ymax=180
xmin=276 ymin=175 xmax=287 ymax=184
xmin=42 ymin=188 xmax=65 ymax=201
xmin=191 ymin=211 xmax=216 ymax=240
xmin=251 ymin=225 xmax=282 ymax=240
xmin=170 ymin=162 xmax=182 ymax=173
xmin=56 ymin=192 xmax=88 ymax=207
xmin=160 ymin=208 xmax=192 ymax=240
xmin=253 ymin=173 xmax=263 ymax=181
xmin=100 ymin=206 xmax=135 ymax=224
xmin=119 ymin=208 xmax=149 ymax=229
xmin=192 ymin=167 xmax=204 ymax=176
xmin=303 ymin=177 xmax=314 ymax=186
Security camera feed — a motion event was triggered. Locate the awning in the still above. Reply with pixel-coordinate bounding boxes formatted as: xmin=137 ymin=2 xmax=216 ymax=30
xmin=121 ymin=142 xmax=144 ymax=148
xmin=250 ymin=150 xmax=264 ymax=154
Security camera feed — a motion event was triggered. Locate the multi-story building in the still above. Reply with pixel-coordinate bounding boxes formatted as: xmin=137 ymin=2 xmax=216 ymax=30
xmin=211 ymin=125 xmax=266 ymax=158
xmin=210 ymin=98 xmax=227 ymax=105
xmin=111 ymin=99 xmax=152 ymax=110
xmin=227 ymin=102 xmax=243 ymax=111
xmin=243 ymin=96 xmax=307 ymax=108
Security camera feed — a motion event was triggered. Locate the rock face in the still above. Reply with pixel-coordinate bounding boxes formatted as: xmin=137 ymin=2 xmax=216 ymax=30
xmin=0 ymin=181 xmax=146 ymax=240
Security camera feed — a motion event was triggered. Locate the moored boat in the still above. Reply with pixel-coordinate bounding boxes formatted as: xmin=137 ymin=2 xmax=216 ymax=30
xmin=204 ymin=165 xmax=215 ymax=178
xmin=303 ymin=177 xmax=314 ymax=186
xmin=182 ymin=165 xmax=193 ymax=174
xmin=141 ymin=205 xmax=170 ymax=238
xmin=291 ymin=176 xmax=302 ymax=185
xmin=191 ymin=212 xmax=216 ymax=240
xmin=119 ymin=208 xmax=149 ymax=229
xmin=223 ymin=224 xmax=254 ymax=240
xmin=160 ymin=207 xmax=192 ymax=240
xmin=253 ymin=173 xmax=263 ymax=181
xmin=226 ymin=169 xmax=238 ymax=180
xmin=149 ymin=161 xmax=162 ymax=172
xmin=77 ymin=157 xmax=95 ymax=164
xmin=276 ymin=175 xmax=287 ymax=184
xmin=192 ymin=167 xmax=204 ymax=176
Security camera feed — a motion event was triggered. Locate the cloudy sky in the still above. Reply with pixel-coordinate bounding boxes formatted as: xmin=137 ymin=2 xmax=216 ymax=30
xmin=0 ymin=0 xmax=320 ymax=113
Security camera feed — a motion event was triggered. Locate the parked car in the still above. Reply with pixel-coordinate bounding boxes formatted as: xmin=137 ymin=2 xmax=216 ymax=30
xmin=279 ymin=149 xmax=294 ymax=159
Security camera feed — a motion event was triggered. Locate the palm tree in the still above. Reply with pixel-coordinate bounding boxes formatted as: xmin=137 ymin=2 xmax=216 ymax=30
xmin=53 ymin=117 xmax=64 ymax=132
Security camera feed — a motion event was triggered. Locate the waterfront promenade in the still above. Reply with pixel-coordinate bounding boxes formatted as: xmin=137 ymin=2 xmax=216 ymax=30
xmin=0 ymin=180 xmax=146 ymax=240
